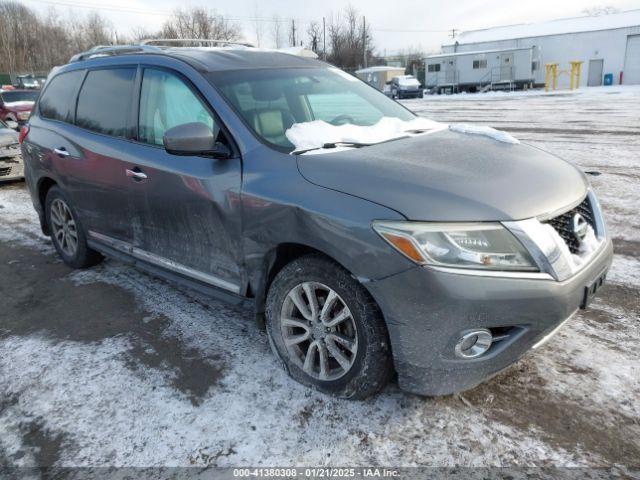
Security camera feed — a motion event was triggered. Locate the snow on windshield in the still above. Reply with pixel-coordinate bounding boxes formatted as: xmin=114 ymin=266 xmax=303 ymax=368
xmin=286 ymin=117 xmax=447 ymax=152
xmin=286 ymin=116 xmax=520 ymax=153
xmin=449 ymin=123 xmax=520 ymax=144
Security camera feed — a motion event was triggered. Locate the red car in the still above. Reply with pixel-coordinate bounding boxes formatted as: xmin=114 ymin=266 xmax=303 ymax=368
xmin=0 ymin=89 xmax=39 ymax=129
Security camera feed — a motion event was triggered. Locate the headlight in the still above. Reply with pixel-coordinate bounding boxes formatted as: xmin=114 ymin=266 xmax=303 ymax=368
xmin=17 ymin=111 xmax=30 ymax=120
xmin=373 ymin=221 xmax=538 ymax=271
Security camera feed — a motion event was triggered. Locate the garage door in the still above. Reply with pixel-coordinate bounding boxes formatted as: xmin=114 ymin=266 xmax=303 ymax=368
xmin=624 ymin=34 xmax=640 ymax=85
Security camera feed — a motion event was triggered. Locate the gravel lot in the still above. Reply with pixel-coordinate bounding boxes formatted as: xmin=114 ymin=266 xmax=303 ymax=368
xmin=1 ymin=86 xmax=639 ymax=469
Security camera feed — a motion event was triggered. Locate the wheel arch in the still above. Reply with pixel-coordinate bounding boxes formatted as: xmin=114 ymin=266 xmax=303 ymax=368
xmin=37 ymin=176 xmax=58 ymax=235
xmin=251 ymin=242 xmax=380 ymax=327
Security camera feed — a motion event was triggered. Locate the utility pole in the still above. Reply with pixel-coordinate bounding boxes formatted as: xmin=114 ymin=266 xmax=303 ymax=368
xmin=362 ymin=16 xmax=367 ymax=68
xmin=291 ymin=19 xmax=296 ymax=47
xmin=450 ymin=28 xmax=458 ymax=39
xmin=322 ymin=17 xmax=326 ymax=60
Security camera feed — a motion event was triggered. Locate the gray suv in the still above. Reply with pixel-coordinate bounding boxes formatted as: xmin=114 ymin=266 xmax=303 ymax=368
xmin=20 ymin=44 xmax=613 ymax=399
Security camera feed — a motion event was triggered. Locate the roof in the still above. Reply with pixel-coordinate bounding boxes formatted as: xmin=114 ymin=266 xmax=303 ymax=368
xmin=355 ymin=66 xmax=405 ymax=74
xmin=70 ymin=46 xmax=323 ymax=72
xmin=426 ymin=46 xmax=534 ymax=59
xmin=445 ymin=9 xmax=640 ymax=46
xmin=166 ymin=48 xmax=323 ymax=71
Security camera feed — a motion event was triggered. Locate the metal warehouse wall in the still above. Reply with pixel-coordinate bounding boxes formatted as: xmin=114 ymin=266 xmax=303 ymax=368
xmin=442 ymin=26 xmax=640 ymax=87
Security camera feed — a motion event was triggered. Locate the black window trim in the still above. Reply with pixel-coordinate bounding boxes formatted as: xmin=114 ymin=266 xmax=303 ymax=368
xmin=74 ymin=65 xmax=138 ymax=140
xmin=132 ymin=64 xmax=240 ymax=159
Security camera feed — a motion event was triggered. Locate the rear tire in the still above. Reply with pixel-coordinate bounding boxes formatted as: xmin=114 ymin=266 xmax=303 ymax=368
xmin=266 ymin=254 xmax=393 ymax=399
xmin=45 ymin=186 xmax=102 ymax=269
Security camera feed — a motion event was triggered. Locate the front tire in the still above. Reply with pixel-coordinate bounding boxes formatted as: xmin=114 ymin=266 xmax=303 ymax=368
xmin=266 ymin=254 xmax=393 ymax=399
xmin=45 ymin=186 xmax=102 ymax=269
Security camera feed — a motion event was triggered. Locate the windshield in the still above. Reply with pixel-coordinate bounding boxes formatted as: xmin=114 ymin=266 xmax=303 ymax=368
xmin=210 ymin=67 xmax=415 ymax=151
xmin=1 ymin=91 xmax=38 ymax=103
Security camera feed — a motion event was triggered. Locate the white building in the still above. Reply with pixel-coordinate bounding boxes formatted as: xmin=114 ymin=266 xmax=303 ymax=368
xmin=425 ymin=9 xmax=640 ymax=91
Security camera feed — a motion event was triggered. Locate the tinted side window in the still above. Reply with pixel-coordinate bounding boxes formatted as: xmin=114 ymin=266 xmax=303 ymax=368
xmin=138 ymin=69 xmax=217 ymax=146
xmin=76 ymin=68 xmax=136 ymax=138
xmin=39 ymin=70 xmax=84 ymax=123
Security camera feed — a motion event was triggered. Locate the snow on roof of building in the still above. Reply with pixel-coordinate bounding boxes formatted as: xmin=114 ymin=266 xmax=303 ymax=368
xmin=445 ymin=9 xmax=640 ymax=46
xmin=426 ymin=46 xmax=534 ymax=59
xmin=355 ymin=66 xmax=405 ymax=73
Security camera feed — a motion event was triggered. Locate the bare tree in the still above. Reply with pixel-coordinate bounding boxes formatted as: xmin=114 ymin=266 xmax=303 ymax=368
xmin=160 ymin=7 xmax=241 ymax=41
xmin=306 ymin=21 xmax=322 ymax=54
xmin=325 ymin=6 xmax=373 ymax=70
xmin=253 ymin=4 xmax=264 ymax=47
xmin=0 ymin=1 xmax=115 ymax=76
xmin=271 ymin=14 xmax=284 ymax=48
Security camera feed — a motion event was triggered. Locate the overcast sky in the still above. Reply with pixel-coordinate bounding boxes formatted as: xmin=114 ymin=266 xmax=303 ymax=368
xmin=20 ymin=0 xmax=640 ymax=54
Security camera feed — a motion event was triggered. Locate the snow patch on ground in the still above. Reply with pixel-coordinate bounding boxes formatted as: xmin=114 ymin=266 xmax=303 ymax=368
xmin=0 ymin=184 xmax=50 ymax=251
xmin=607 ymin=254 xmax=640 ymax=288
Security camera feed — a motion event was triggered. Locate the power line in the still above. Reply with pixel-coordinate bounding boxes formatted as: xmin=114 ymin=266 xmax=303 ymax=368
xmin=20 ymin=0 xmax=455 ymax=33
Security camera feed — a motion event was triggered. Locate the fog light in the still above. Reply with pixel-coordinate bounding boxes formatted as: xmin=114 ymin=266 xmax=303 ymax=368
xmin=455 ymin=329 xmax=493 ymax=359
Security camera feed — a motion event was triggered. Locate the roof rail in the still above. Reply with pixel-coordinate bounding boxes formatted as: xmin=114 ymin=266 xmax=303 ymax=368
xmin=69 ymin=44 xmax=163 ymax=63
xmin=141 ymin=38 xmax=255 ymax=48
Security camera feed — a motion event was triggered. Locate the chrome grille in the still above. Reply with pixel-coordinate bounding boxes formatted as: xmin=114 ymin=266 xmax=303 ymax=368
xmin=545 ymin=197 xmax=595 ymax=254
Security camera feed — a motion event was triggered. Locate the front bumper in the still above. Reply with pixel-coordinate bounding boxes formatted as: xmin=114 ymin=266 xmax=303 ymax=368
xmin=366 ymin=238 xmax=613 ymax=396
xmin=0 ymin=155 xmax=24 ymax=181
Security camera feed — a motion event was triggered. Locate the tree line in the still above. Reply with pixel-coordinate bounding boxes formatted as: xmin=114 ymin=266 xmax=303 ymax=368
xmin=0 ymin=1 xmax=382 ymax=76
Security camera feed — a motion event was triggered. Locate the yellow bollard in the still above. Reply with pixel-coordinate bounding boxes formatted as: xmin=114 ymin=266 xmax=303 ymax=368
xmin=545 ymin=63 xmax=559 ymax=91
xmin=569 ymin=61 xmax=583 ymax=90
xmin=544 ymin=63 xmax=558 ymax=92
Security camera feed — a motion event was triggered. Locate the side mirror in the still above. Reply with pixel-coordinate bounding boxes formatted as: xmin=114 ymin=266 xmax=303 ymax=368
xmin=5 ymin=120 xmax=18 ymax=130
xmin=163 ymin=122 xmax=232 ymax=159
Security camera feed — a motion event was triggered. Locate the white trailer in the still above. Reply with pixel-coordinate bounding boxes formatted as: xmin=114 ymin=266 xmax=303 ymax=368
xmin=424 ymin=46 xmax=538 ymax=93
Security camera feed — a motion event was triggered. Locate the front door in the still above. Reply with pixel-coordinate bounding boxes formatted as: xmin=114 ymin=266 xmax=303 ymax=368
xmin=588 ymin=59 xmax=603 ymax=86
xmin=126 ymin=67 xmax=243 ymax=293
xmin=500 ymin=53 xmax=514 ymax=81
xmin=445 ymin=59 xmax=457 ymax=84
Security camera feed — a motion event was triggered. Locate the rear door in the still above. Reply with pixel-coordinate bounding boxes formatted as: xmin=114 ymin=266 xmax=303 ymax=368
xmin=588 ymin=59 xmax=604 ymax=87
xmin=126 ymin=67 xmax=243 ymax=293
xmin=64 ymin=67 xmax=138 ymax=243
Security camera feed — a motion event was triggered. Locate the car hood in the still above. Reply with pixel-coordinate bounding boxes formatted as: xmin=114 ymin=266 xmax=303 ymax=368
xmin=296 ymin=130 xmax=589 ymax=221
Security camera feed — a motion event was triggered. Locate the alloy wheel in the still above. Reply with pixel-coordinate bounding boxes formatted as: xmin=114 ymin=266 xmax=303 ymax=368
xmin=280 ymin=282 xmax=358 ymax=381
xmin=50 ymin=198 xmax=78 ymax=257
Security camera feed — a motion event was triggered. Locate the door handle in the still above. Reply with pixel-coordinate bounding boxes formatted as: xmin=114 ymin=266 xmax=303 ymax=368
xmin=53 ymin=147 xmax=70 ymax=157
xmin=125 ymin=168 xmax=148 ymax=181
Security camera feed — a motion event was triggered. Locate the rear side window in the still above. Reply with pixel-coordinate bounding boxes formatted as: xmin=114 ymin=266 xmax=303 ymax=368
xmin=76 ymin=68 xmax=136 ymax=138
xmin=39 ymin=70 xmax=84 ymax=123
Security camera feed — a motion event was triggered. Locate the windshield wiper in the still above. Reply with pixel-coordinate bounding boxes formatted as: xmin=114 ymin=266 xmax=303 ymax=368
xmin=292 ymin=137 xmax=410 ymax=155
xmin=292 ymin=142 xmax=371 ymax=155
